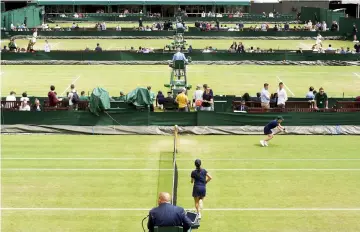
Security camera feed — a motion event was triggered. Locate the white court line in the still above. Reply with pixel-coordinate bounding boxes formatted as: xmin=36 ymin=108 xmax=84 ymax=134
xmin=353 ymin=72 xmax=360 ymax=78
xmin=3 ymin=158 xmax=360 ymax=161
xmin=3 ymin=168 xmax=360 ymax=171
xmin=277 ymin=76 xmax=295 ymax=97
xmin=2 ymin=207 xmax=360 ymax=211
xmin=60 ymin=75 xmax=81 ymax=96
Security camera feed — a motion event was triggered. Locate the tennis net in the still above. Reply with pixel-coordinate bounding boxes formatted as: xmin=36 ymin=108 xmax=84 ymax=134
xmin=172 ymin=125 xmax=179 ymax=206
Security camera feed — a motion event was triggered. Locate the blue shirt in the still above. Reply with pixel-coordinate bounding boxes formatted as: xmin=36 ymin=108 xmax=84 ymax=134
xmin=172 ymin=52 xmax=188 ymax=62
xmin=265 ymin=120 xmax=278 ymax=130
xmin=191 ymin=169 xmax=207 ymax=186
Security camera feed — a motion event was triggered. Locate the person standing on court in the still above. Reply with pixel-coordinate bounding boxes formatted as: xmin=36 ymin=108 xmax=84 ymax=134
xmin=277 ymin=82 xmax=288 ymax=108
xmin=148 ymin=192 xmax=192 ymax=232
xmin=191 ymin=159 xmax=212 ymax=219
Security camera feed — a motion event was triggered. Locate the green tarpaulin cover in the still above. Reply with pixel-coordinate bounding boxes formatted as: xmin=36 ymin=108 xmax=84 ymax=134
xmin=125 ymin=87 xmax=152 ymax=107
xmin=89 ymin=87 xmax=111 ymax=116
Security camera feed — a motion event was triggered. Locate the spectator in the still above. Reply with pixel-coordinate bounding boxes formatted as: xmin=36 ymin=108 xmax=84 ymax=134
xmin=201 ymin=86 xmax=213 ymax=111
xmin=139 ymin=17 xmax=143 ymax=28
xmin=44 ymin=40 xmax=51 ymax=52
xmin=261 ymin=83 xmax=270 ymax=109
xmin=193 ymin=85 xmax=203 ymax=111
xmin=314 ymin=87 xmax=328 ymax=110
xmin=71 ymin=22 xmax=76 ymax=29
xmin=284 ymin=22 xmax=289 ymax=31
xmin=119 ymin=91 xmax=126 ymax=101
xmin=340 ymin=47 xmax=346 ymax=54
xmin=326 ymin=44 xmax=334 ymax=51
xmin=54 ymin=24 xmax=61 ymax=30
xmin=188 ymin=45 xmax=193 ymax=53
xmin=68 ymin=84 xmax=79 ymax=110
xmin=277 ymin=82 xmax=288 ymax=108
xmin=84 ymin=46 xmax=90 ymax=52
xmin=242 ymin=92 xmax=251 ymax=102
xmin=19 ymin=99 xmax=30 ymax=111
xmin=237 ymin=100 xmax=248 ymax=111
xmin=353 ymin=23 xmax=358 ymax=43
xmin=296 ymin=48 xmax=303 ymax=54
xmin=147 ymin=86 xmax=155 ymax=112
xmin=251 ymin=92 xmax=261 ymax=102
xmin=321 ymin=21 xmax=327 ymax=31
xmin=354 ymin=42 xmax=360 ymax=53
xmin=175 ymin=88 xmax=189 ymax=112
xmin=20 ymin=92 xmax=29 ymax=102
xmin=156 ymin=91 xmax=164 ymax=108
xmin=346 ymin=47 xmax=351 ymax=53
xmin=1 ymin=46 xmax=7 ymax=52
xmin=330 ymin=21 xmax=338 ymax=31
xmin=306 ymin=86 xmax=315 ymax=99
xmin=48 ymin=85 xmax=62 ymax=107
xmin=79 ymin=91 xmax=88 ymax=101
xmin=8 ymin=39 xmax=17 ymax=52
xmin=32 ymin=98 xmax=42 ymax=111
xmin=163 ymin=91 xmax=174 ymax=106
xmin=147 ymin=192 xmax=192 ymax=232
xmin=6 ymin=91 xmax=16 ymax=101
xmin=95 ymin=43 xmax=102 ymax=52
xmin=115 ymin=25 xmax=121 ymax=31
xmin=236 ymin=42 xmax=244 ymax=53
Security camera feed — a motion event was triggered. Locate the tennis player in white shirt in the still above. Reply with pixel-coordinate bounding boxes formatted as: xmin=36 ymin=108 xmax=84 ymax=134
xmin=316 ymin=33 xmax=323 ymax=48
xmin=277 ymin=82 xmax=288 ymax=108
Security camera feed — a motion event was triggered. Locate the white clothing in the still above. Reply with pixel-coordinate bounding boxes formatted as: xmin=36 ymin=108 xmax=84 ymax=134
xmin=306 ymin=91 xmax=315 ymax=99
xmin=260 ymin=88 xmax=270 ymax=104
xmin=277 ymin=88 xmax=288 ymax=105
xmin=44 ymin=43 xmax=51 ymax=52
xmin=193 ymin=90 xmax=204 ymax=101
xmin=20 ymin=97 xmax=30 ymax=102
xmin=6 ymin=95 xmax=16 ymax=101
xmin=201 ymin=12 xmax=206 ymax=17
xmin=68 ymin=90 xmax=76 ymax=106
xmin=316 ymin=35 xmax=323 ymax=45
xmin=19 ymin=105 xmax=30 ymax=111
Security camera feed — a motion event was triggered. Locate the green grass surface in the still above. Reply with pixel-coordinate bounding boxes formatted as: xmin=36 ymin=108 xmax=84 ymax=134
xmin=48 ymin=22 xmax=302 ymax=29
xmin=1 ymin=39 xmax=354 ymax=51
xmin=2 ymin=135 xmax=360 ymax=232
xmin=2 ymin=65 xmax=360 ymax=98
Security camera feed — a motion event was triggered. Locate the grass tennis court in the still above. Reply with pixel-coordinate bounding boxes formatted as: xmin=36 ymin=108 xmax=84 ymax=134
xmin=2 ymin=65 xmax=360 ymax=98
xmin=2 ymin=135 xmax=360 ymax=232
xmin=1 ymin=39 xmax=354 ymax=51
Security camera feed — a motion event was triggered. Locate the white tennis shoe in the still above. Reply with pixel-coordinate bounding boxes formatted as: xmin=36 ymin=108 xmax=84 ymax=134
xmin=264 ymin=141 xmax=268 ymax=147
xmin=260 ymin=140 xmax=265 ymax=147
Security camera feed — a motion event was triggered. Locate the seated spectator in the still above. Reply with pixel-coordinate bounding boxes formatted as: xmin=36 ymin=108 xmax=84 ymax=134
xmin=306 ymin=86 xmax=315 ymax=99
xmin=175 ymin=88 xmax=189 ymax=112
xmin=346 ymin=47 xmax=351 ymax=53
xmin=19 ymin=99 xmax=30 ymax=111
xmin=237 ymin=100 xmax=248 ymax=111
xmin=119 ymin=91 xmax=126 ymax=101
xmin=314 ymin=87 xmax=328 ymax=110
xmin=326 ymin=44 xmax=334 ymax=51
xmin=116 ymin=25 xmax=121 ymax=31
xmin=48 ymin=85 xmax=62 ymax=107
xmin=242 ymin=92 xmax=251 ymax=102
xmin=71 ymin=22 xmax=76 ymax=29
xmin=1 ymin=46 xmax=7 ymax=52
xmin=8 ymin=39 xmax=17 ymax=52
xmin=354 ymin=42 xmax=360 ymax=53
xmin=331 ymin=21 xmax=338 ymax=31
xmin=20 ymin=92 xmax=29 ymax=102
xmin=54 ymin=24 xmax=61 ymax=30
xmin=32 ymin=98 xmax=42 ymax=111
xmin=321 ymin=21 xmax=327 ymax=31
xmin=237 ymin=42 xmax=244 ymax=53
xmin=163 ymin=92 xmax=174 ymax=106
xmin=84 ymin=46 xmax=90 ymax=52
xmin=156 ymin=91 xmax=164 ymax=107
xmin=249 ymin=46 xmax=254 ymax=53
xmin=284 ymin=22 xmax=289 ymax=31
xmin=270 ymin=93 xmax=277 ymax=105
xmin=202 ymin=47 xmax=211 ymax=53
xmin=6 ymin=91 xmax=16 ymax=101
xmin=95 ymin=43 xmax=102 ymax=52
xmin=201 ymin=87 xmax=213 ymax=111
xmin=251 ymin=92 xmax=261 ymax=102
xmin=296 ymin=48 xmax=303 ymax=54
xmin=79 ymin=91 xmax=88 ymax=101
xmin=340 ymin=47 xmax=346 ymax=54
xmin=255 ymin=47 xmax=261 ymax=53
xmin=188 ymin=45 xmax=193 ymax=53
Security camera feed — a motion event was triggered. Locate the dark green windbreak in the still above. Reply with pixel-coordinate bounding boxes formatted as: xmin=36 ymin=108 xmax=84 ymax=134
xmin=89 ymin=87 xmax=111 ymax=116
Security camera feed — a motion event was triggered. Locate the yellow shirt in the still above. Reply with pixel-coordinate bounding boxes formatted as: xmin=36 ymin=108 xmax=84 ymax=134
xmin=175 ymin=93 xmax=188 ymax=108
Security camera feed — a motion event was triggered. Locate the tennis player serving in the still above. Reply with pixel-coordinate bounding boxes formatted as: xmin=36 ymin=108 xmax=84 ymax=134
xmin=260 ymin=116 xmax=286 ymax=147
xmin=191 ymin=159 xmax=212 ymax=219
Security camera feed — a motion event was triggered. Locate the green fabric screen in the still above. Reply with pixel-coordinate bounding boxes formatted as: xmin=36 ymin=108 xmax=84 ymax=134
xmin=1 ymin=6 xmax=44 ymax=30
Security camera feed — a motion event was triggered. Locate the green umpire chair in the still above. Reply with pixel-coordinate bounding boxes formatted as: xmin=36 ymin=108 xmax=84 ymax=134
xmin=173 ymin=60 xmax=186 ymax=81
xmin=154 ymin=226 xmax=183 ymax=232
